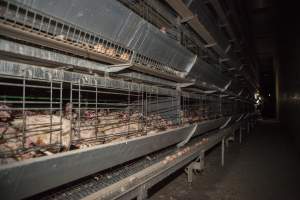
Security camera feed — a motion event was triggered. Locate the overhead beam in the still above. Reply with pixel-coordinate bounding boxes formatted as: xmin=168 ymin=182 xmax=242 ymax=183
xmin=164 ymin=0 xmax=227 ymax=58
xmin=164 ymin=0 xmax=257 ymax=90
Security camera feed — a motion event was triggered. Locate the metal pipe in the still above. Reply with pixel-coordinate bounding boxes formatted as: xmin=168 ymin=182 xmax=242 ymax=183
xmin=221 ymin=137 xmax=225 ymax=167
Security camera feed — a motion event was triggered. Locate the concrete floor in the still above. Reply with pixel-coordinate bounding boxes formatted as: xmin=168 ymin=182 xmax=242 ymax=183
xmin=149 ymin=121 xmax=300 ymax=200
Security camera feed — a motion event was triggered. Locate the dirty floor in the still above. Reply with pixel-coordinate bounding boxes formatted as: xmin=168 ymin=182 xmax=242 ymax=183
xmin=149 ymin=121 xmax=300 ymax=200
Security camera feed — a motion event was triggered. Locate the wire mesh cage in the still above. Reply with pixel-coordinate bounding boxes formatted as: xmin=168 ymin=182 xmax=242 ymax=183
xmin=0 ymin=72 xmax=182 ymax=163
xmin=0 ymin=68 xmax=251 ymax=164
xmin=0 ymin=0 xmax=254 ymax=166
xmin=0 ymin=0 xmax=184 ymax=77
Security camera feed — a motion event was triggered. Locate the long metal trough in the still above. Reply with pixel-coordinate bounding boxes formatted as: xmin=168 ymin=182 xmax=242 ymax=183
xmin=0 ymin=117 xmax=228 ymax=200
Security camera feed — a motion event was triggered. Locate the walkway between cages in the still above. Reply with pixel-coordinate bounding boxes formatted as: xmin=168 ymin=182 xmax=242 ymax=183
xmin=149 ymin=120 xmax=300 ymax=200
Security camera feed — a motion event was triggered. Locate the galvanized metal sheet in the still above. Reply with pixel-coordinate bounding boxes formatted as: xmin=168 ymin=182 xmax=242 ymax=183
xmin=0 ymin=59 xmax=182 ymax=97
xmin=0 ymin=38 xmax=109 ymax=72
xmin=15 ymin=0 xmax=196 ymax=72
xmin=188 ymin=58 xmax=230 ymax=89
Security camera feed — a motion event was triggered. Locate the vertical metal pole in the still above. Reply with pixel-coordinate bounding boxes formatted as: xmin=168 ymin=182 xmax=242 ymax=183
xmin=3 ymin=2 xmax=10 ymax=21
xmin=22 ymin=76 xmax=26 ymax=148
xmin=23 ymin=8 xmax=28 ymax=27
xmin=14 ymin=5 xmax=20 ymax=23
xmin=95 ymin=83 xmax=98 ymax=139
xmin=177 ymin=91 xmax=181 ymax=126
xmin=138 ymin=85 xmax=142 ymax=133
xmin=171 ymin=94 xmax=174 ymax=125
xmin=156 ymin=88 xmax=159 ymax=129
xmin=46 ymin=18 xmax=52 ymax=34
xmin=141 ymin=86 xmax=144 ymax=134
xmin=59 ymin=82 xmax=63 ymax=146
xmin=219 ymin=94 xmax=222 ymax=118
xmin=137 ymin=85 xmax=140 ymax=132
xmin=69 ymin=83 xmax=73 ymax=149
xmin=247 ymin=121 xmax=250 ymax=133
xmin=127 ymin=82 xmax=131 ymax=137
xmin=273 ymin=55 xmax=280 ymax=121
xmin=145 ymin=90 xmax=148 ymax=134
xmin=239 ymin=126 xmax=242 ymax=144
xmin=221 ymin=137 xmax=225 ymax=167
xmin=200 ymin=150 xmax=205 ymax=170
xmin=226 ymin=137 xmax=229 ymax=148
xmin=137 ymin=185 xmax=147 ymax=200
xmin=53 ymin=21 xmax=58 ymax=36
xmin=49 ymin=80 xmax=53 ymax=144
xmin=186 ymin=164 xmax=193 ymax=183
xmin=78 ymin=81 xmax=81 ymax=139
xmin=31 ymin=12 xmax=36 ymax=31
xmin=38 ymin=16 xmax=44 ymax=32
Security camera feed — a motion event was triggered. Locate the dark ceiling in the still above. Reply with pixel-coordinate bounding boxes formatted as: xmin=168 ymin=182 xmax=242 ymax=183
xmin=239 ymin=0 xmax=299 ymax=118
xmin=243 ymin=0 xmax=276 ymax=94
xmin=235 ymin=0 xmax=278 ymax=116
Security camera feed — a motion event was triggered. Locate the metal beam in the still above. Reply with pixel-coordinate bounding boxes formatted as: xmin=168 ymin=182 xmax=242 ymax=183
xmin=164 ymin=0 xmax=226 ymax=58
xmin=164 ymin=0 xmax=257 ymax=91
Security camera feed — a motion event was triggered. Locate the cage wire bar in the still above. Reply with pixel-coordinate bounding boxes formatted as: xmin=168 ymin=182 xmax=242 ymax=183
xmin=0 ymin=68 xmax=249 ymax=163
xmin=0 ymin=0 xmax=186 ymax=77
xmin=0 ymin=1 xmax=257 ymax=199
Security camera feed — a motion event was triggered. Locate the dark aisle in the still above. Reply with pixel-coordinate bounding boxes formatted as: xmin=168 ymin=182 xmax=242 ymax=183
xmin=149 ymin=121 xmax=300 ymax=200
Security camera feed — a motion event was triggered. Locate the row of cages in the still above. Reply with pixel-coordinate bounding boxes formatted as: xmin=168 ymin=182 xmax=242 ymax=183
xmin=0 ymin=0 xmax=183 ymax=77
xmin=0 ymin=73 xmax=252 ymax=164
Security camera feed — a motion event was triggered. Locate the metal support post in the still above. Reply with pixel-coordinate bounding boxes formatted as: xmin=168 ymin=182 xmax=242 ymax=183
xmin=239 ymin=126 xmax=242 ymax=144
xmin=221 ymin=137 xmax=225 ymax=167
xmin=185 ymin=151 xmax=205 ymax=183
xmin=247 ymin=121 xmax=250 ymax=133
xmin=226 ymin=132 xmax=235 ymax=147
xmin=225 ymin=137 xmax=229 ymax=148
xmin=137 ymin=185 xmax=147 ymax=200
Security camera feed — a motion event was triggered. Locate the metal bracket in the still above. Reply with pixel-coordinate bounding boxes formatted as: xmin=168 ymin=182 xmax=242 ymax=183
xmin=219 ymin=58 xmax=230 ymax=63
xmin=177 ymin=124 xmax=198 ymax=148
xmin=105 ymin=63 xmax=132 ymax=73
xmin=197 ymin=89 xmax=217 ymax=94
xmin=185 ymin=151 xmax=205 ymax=183
xmin=227 ymin=67 xmax=236 ymax=71
xmin=219 ymin=80 xmax=232 ymax=92
xmin=237 ymin=89 xmax=244 ymax=96
xmin=236 ymin=114 xmax=245 ymax=122
xmin=219 ymin=117 xmax=232 ymax=129
xmin=226 ymin=135 xmax=235 ymax=147
xmin=105 ymin=51 xmax=136 ymax=73
xmin=220 ymin=94 xmax=229 ymax=98
xmin=243 ymin=113 xmax=249 ymax=120
xmin=225 ymin=44 xmax=232 ymax=54
xmin=175 ymin=81 xmax=195 ymax=90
